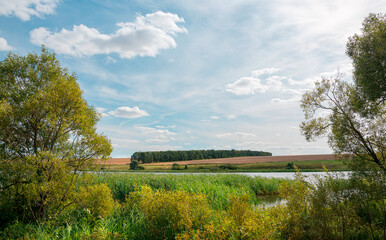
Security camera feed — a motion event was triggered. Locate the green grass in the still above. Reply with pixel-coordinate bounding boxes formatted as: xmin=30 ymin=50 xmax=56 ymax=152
xmin=1 ymin=173 xmax=292 ymax=239
xmin=93 ymin=173 xmax=289 ymax=209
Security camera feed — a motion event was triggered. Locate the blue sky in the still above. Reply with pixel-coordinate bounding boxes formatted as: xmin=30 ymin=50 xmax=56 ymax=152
xmin=0 ymin=0 xmax=384 ymax=157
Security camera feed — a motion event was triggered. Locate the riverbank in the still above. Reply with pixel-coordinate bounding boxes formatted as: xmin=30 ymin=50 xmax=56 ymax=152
xmin=97 ymin=158 xmax=349 ymax=172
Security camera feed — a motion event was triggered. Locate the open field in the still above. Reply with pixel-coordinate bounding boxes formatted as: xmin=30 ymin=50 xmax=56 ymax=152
xmin=97 ymin=154 xmax=337 ymax=166
xmin=95 ymin=154 xmax=348 ymax=172
xmin=95 ymin=158 xmax=131 ymax=165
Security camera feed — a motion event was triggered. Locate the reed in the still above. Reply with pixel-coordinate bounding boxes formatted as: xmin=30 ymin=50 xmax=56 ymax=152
xmin=94 ymin=173 xmax=289 ymax=209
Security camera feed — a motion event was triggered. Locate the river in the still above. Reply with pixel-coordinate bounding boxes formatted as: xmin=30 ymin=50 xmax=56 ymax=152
xmin=100 ymin=171 xmax=351 ymax=181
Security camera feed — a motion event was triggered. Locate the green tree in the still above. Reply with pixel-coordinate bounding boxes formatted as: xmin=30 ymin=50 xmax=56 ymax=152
xmin=346 ymin=13 xmax=386 ymax=103
xmin=130 ymin=159 xmax=139 ymax=170
xmin=300 ymin=76 xmax=385 ymax=171
xmin=301 ymin=14 xmax=386 ymax=172
xmin=0 ymin=47 xmax=112 ymax=223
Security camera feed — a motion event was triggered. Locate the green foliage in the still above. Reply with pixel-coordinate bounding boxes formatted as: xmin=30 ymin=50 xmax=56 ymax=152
xmin=219 ymin=164 xmax=238 ymax=170
xmin=285 ymin=162 xmax=295 ymax=169
xmin=301 ymin=13 xmax=385 ymax=171
xmin=0 ymin=47 xmax=112 ymax=224
xmin=300 ymin=77 xmax=385 ymax=171
xmin=95 ymin=173 xmax=287 ymax=209
xmin=129 ymin=159 xmax=139 ymax=170
xmin=131 ymin=149 xmax=272 ymax=163
xmin=278 ymin=170 xmax=386 ymax=239
xmin=126 ymin=185 xmax=213 ymax=239
xmin=346 ymin=13 xmax=386 ymax=102
xmin=76 ymin=183 xmax=116 ymax=219
xmin=171 ymin=163 xmax=181 ymax=170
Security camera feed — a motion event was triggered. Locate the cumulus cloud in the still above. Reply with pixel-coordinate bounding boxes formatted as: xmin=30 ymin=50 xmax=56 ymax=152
xmin=108 ymin=106 xmax=149 ymax=119
xmin=226 ymin=68 xmax=283 ymax=95
xmin=0 ymin=38 xmax=13 ymax=51
xmin=0 ymin=0 xmax=59 ymax=21
xmin=30 ymin=11 xmax=187 ymax=58
xmin=138 ymin=126 xmax=176 ymax=143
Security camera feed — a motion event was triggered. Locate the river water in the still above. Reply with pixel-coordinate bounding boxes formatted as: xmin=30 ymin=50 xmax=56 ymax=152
xmin=109 ymin=171 xmax=351 ymax=181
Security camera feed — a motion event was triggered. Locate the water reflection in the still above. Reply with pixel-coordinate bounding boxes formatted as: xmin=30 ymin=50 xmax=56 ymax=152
xmin=257 ymin=195 xmax=284 ymax=207
xmin=95 ymin=171 xmax=351 ymax=182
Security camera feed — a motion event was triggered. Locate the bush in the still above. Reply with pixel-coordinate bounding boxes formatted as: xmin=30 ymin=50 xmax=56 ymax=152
xmin=219 ymin=164 xmax=237 ymax=170
xmin=126 ymin=185 xmax=212 ymax=239
xmin=129 ymin=160 xmax=139 ymax=170
xmin=76 ymin=183 xmax=116 ymax=219
xmin=171 ymin=163 xmax=181 ymax=170
xmin=279 ymin=170 xmax=386 ymax=239
xmin=286 ymin=162 xmax=295 ymax=169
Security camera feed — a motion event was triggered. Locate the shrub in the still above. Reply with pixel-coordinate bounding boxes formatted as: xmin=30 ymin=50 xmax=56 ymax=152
xmin=129 ymin=160 xmax=139 ymax=170
xmin=286 ymin=162 xmax=295 ymax=169
xmin=177 ymin=194 xmax=286 ymax=240
xmin=76 ymin=183 xmax=116 ymax=219
xmin=219 ymin=164 xmax=237 ymax=170
xmin=279 ymin=170 xmax=385 ymax=239
xmin=126 ymin=185 xmax=212 ymax=239
xmin=171 ymin=163 xmax=181 ymax=170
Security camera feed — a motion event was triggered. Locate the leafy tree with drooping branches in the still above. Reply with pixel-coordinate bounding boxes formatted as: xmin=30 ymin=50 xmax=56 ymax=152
xmin=300 ymin=13 xmax=385 ymax=171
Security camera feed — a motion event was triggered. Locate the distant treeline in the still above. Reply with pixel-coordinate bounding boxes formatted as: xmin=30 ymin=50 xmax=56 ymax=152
xmin=131 ymin=150 xmax=272 ymax=163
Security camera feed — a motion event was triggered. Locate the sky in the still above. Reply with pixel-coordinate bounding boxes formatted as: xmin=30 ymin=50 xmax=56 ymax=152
xmin=0 ymin=0 xmax=385 ymax=158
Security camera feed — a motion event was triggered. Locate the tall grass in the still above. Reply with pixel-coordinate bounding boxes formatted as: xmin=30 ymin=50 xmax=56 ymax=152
xmin=1 ymin=174 xmax=291 ymax=239
xmin=94 ymin=173 xmax=288 ymax=209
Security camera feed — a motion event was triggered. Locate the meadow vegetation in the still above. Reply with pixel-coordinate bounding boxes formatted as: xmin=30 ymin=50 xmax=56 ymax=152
xmin=1 ymin=171 xmax=384 ymax=239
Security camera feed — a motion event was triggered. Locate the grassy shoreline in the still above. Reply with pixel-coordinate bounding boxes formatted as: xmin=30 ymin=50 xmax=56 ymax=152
xmin=96 ymin=159 xmax=349 ymax=172
xmin=94 ymin=173 xmax=290 ymax=209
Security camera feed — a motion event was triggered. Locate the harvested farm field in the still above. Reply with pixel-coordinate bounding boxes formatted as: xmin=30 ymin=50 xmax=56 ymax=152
xmin=97 ymin=154 xmax=338 ymax=166
xmin=95 ymin=158 xmax=131 ymax=165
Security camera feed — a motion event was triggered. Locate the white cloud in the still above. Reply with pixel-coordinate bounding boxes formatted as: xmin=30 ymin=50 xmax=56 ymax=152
xmin=138 ymin=127 xmax=176 ymax=136
xmin=271 ymin=0 xmax=384 ymax=53
xmin=226 ymin=68 xmax=283 ymax=95
xmin=210 ymin=116 xmax=219 ymax=120
xmin=0 ymin=0 xmax=59 ymax=21
xmin=138 ymin=126 xmax=176 ymax=143
xmin=108 ymin=106 xmax=149 ymax=119
xmin=0 ymin=38 xmax=13 ymax=51
xmin=251 ymin=68 xmax=280 ymax=77
xmin=288 ymin=63 xmax=353 ymax=88
xmin=30 ymin=11 xmax=187 ymax=58
xmin=271 ymin=96 xmax=301 ymax=104
xmin=226 ymin=77 xmax=267 ymax=95
xmin=145 ymin=138 xmax=170 ymax=143
xmin=226 ymin=114 xmax=237 ymax=120
xmin=95 ymin=107 xmax=109 ymax=117
xmin=156 ymin=125 xmax=176 ymax=129
xmin=216 ymin=132 xmax=256 ymax=139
